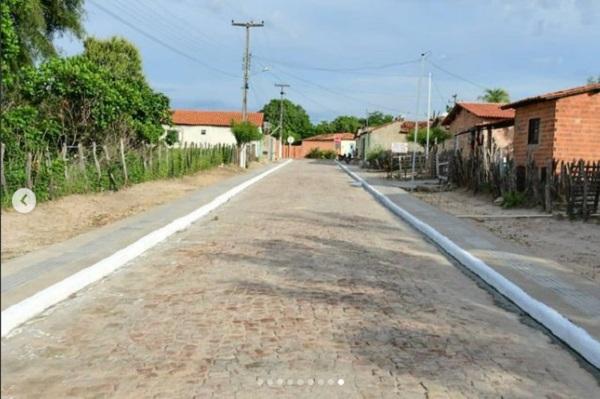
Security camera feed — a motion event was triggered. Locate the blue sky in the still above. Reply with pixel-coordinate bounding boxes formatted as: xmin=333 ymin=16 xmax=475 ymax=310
xmin=56 ymin=0 xmax=600 ymax=123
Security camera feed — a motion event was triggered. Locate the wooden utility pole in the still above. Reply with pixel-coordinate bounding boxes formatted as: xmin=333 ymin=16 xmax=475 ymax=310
xmin=275 ymin=83 xmax=289 ymax=160
xmin=231 ymin=20 xmax=264 ymax=121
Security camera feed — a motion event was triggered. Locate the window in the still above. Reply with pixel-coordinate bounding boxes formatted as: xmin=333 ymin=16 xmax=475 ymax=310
xmin=528 ymin=118 xmax=540 ymax=145
xmin=201 ymin=129 xmax=207 ymax=135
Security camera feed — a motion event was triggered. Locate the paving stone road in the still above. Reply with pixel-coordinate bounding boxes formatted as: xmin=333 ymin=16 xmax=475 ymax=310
xmin=1 ymin=160 xmax=599 ymax=398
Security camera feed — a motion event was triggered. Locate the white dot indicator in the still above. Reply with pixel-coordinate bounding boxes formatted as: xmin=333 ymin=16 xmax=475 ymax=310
xmin=307 ymin=378 xmax=314 ymax=386
xmin=338 ymin=378 xmax=345 ymax=385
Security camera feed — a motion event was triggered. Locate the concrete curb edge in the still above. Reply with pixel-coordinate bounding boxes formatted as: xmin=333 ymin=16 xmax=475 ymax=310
xmin=1 ymin=160 xmax=293 ymax=338
xmin=337 ymin=161 xmax=600 ymax=369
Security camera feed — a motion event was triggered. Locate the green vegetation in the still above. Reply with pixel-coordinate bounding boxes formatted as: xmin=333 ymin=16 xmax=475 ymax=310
xmin=366 ymin=146 xmax=387 ymax=163
xmin=305 ymin=148 xmax=337 ymax=159
xmin=1 ymin=144 xmax=235 ymax=208
xmin=260 ymin=99 xmax=313 ymax=139
xmin=587 ymin=75 xmax=600 ymax=84
xmin=478 ymin=88 xmax=510 ymax=103
xmin=406 ymin=126 xmax=451 ymax=148
xmin=501 ymin=191 xmax=526 ymax=208
xmin=231 ymin=121 xmax=262 ymax=144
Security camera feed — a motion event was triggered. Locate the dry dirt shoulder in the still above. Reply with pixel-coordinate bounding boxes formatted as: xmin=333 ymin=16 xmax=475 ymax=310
xmin=412 ymin=188 xmax=600 ymax=282
xmin=1 ymin=163 xmax=263 ymax=261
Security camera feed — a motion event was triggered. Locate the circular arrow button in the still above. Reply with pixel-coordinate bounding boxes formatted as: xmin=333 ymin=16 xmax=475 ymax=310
xmin=12 ymin=188 xmax=36 ymax=214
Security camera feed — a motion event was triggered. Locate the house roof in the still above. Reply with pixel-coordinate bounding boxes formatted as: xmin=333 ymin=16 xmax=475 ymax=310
xmin=502 ymin=83 xmax=600 ymax=109
xmin=171 ymin=110 xmax=264 ymax=127
xmin=443 ymin=102 xmax=515 ymax=126
xmin=303 ymin=132 xmax=355 ymax=141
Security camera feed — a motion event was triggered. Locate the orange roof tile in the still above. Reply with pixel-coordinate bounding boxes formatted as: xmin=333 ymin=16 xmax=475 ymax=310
xmin=443 ymin=102 xmax=515 ymax=125
xmin=502 ymin=83 xmax=600 ymax=109
xmin=171 ymin=110 xmax=264 ymax=127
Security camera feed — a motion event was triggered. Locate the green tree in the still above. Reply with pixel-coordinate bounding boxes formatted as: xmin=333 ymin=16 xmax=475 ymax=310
xmin=260 ymin=99 xmax=313 ymax=139
xmin=0 ymin=0 xmax=84 ymax=72
xmin=587 ymin=75 xmax=600 ymax=84
xmin=479 ymin=88 xmax=510 ymax=103
xmin=359 ymin=111 xmax=394 ymax=127
xmin=313 ymin=120 xmax=334 ymax=135
xmin=231 ymin=120 xmax=261 ymax=144
xmin=83 ymin=37 xmax=145 ymax=81
xmin=330 ymin=115 xmax=361 ymax=133
xmin=406 ymin=126 xmax=451 ymax=148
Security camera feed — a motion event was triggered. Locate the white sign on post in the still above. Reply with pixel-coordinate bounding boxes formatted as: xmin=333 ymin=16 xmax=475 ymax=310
xmin=391 ymin=142 xmax=408 ymax=154
xmin=287 ymin=136 xmax=295 ymax=144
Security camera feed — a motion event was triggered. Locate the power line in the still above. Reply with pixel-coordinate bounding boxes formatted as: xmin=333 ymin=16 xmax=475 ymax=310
xmin=269 ymin=65 xmax=412 ymax=115
xmin=255 ymin=55 xmax=420 ymax=73
xmin=89 ymin=0 xmax=238 ymax=78
xmin=427 ymin=60 xmax=488 ymax=90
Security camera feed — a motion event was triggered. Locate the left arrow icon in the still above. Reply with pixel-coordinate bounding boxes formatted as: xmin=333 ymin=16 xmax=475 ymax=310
xmin=12 ymin=188 xmax=36 ymax=214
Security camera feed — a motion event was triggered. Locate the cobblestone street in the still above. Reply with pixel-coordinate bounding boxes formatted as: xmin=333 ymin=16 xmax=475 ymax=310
xmin=1 ymin=160 xmax=598 ymax=398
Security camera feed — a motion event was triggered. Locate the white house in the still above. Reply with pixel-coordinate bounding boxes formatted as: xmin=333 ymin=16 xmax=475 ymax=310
xmin=167 ymin=110 xmax=264 ymax=152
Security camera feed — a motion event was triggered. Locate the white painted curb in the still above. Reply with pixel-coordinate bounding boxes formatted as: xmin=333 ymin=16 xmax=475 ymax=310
xmin=337 ymin=162 xmax=600 ymax=369
xmin=2 ymin=160 xmax=293 ymax=338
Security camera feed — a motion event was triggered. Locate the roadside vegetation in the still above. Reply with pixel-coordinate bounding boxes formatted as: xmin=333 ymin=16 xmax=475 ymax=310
xmin=0 ymin=1 xmax=239 ymax=206
xmin=305 ymin=147 xmax=337 ymax=159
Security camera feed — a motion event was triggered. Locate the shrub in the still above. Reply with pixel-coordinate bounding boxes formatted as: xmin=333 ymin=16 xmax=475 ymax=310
xmin=305 ymin=147 xmax=337 ymax=159
xmin=502 ymin=191 xmax=526 ymax=208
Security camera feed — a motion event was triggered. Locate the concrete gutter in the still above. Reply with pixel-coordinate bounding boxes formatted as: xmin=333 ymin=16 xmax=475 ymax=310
xmin=2 ymin=160 xmax=293 ymax=337
xmin=337 ymin=161 xmax=600 ymax=369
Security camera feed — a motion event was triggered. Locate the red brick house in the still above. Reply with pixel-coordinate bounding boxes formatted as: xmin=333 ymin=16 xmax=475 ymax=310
xmin=282 ymin=133 xmax=356 ymax=159
xmin=442 ymin=102 xmax=515 ymax=155
xmin=502 ymin=83 xmax=600 ymax=167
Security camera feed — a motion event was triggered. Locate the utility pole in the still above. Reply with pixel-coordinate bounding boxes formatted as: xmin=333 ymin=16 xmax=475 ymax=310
xmin=231 ymin=20 xmax=264 ymax=121
xmin=275 ymin=83 xmax=289 ymax=160
xmin=425 ymin=72 xmax=432 ymax=161
xmin=411 ymin=52 xmax=427 ymax=182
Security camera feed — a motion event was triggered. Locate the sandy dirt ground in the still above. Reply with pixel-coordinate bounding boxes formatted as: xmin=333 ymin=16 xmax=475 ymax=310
xmin=1 ymin=163 xmax=263 ymax=261
xmin=412 ymin=188 xmax=600 ymax=282
xmin=2 ymin=160 xmax=597 ymax=398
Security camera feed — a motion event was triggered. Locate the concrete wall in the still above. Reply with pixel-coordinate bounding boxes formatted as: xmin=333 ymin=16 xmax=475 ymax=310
xmin=359 ymin=121 xmax=422 ymax=158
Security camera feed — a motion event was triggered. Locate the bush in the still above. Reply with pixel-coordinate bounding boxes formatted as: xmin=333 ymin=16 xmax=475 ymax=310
xmin=365 ymin=146 xmax=392 ymax=170
xmin=231 ymin=121 xmax=261 ymax=144
xmin=305 ymin=147 xmax=337 ymax=159
xmin=502 ymin=191 xmax=526 ymax=208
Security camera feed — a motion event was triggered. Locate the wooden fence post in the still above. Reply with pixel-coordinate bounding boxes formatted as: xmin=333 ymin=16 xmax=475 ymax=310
xmin=581 ymin=160 xmax=589 ymax=219
xmin=26 ymin=152 xmax=33 ymax=189
xmin=0 ymin=142 xmax=6 ymax=190
xmin=62 ymin=143 xmax=69 ymax=179
xmin=544 ymin=159 xmax=553 ymax=213
xmin=92 ymin=142 xmax=101 ymax=178
xmin=119 ymin=138 xmax=128 ymax=183
xmin=77 ymin=143 xmax=85 ymax=172
xmin=103 ymin=145 xmax=111 ymax=161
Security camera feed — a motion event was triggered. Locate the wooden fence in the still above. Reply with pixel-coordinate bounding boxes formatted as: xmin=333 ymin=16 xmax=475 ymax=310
xmin=1 ymin=141 xmax=237 ymax=207
xmin=442 ymin=148 xmax=600 ymax=219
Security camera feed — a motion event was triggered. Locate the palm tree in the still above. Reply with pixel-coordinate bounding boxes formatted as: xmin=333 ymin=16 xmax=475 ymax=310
xmin=479 ymin=88 xmax=510 ymax=103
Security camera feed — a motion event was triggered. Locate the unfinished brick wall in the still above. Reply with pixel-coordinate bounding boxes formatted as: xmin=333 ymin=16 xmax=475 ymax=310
xmin=512 ymin=101 xmax=556 ymax=167
xmin=513 ymin=92 xmax=600 ymax=166
xmin=447 ymin=110 xmax=489 ymax=153
xmin=553 ymin=92 xmax=600 ymax=163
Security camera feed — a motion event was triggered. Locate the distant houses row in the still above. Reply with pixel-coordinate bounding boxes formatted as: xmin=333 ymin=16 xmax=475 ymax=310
xmin=166 ymin=83 xmax=600 ymax=165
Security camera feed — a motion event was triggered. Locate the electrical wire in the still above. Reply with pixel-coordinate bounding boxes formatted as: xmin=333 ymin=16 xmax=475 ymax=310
xmin=427 ymin=60 xmax=488 ymax=90
xmin=89 ymin=0 xmax=239 ymax=79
